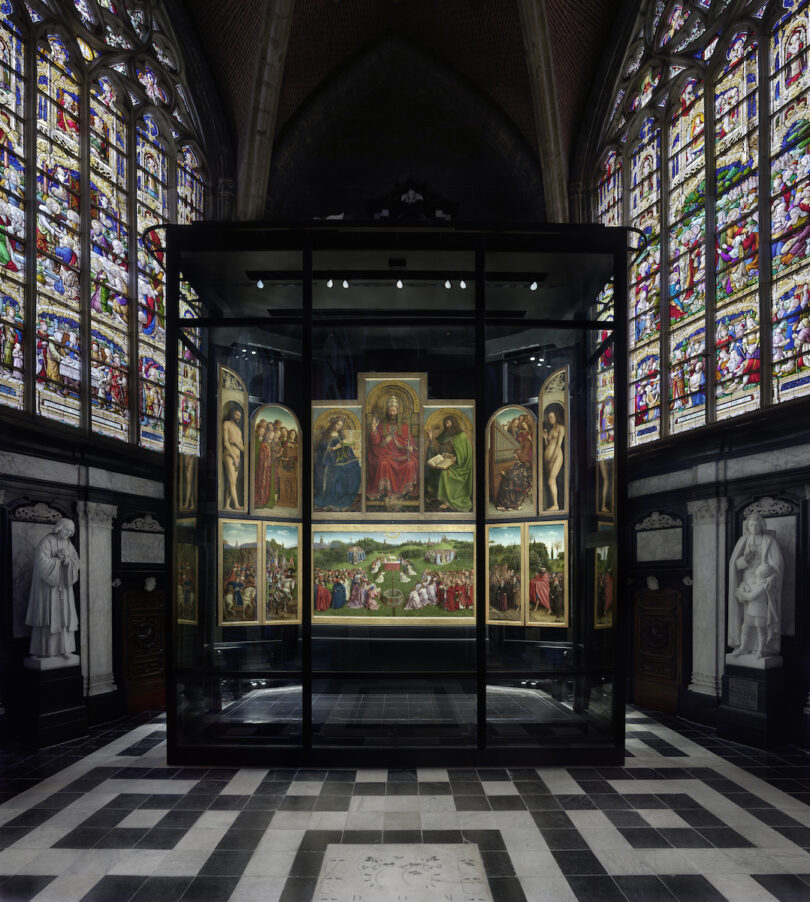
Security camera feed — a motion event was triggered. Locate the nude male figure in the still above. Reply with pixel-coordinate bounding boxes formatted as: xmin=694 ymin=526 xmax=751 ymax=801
xmin=222 ymin=407 xmax=244 ymax=510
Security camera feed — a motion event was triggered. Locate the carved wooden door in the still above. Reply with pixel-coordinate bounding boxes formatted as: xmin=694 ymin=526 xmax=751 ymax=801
xmin=633 ymin=588 xmax=682 ymax=714
xmin=121 ymin=587 xmax=165 ymax=712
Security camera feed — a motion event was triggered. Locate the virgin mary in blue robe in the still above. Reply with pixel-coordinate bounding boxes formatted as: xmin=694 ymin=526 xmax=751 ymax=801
xmin=314 ymin=417 xmax=361 ymax=510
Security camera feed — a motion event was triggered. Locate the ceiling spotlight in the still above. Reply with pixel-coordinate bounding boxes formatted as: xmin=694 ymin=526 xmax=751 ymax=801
xmin=459 ymin=279 xmax=467 ymax=289
xmin=256 ymin=279 xmax=264 ymax=289
xmin=342 ymin=279 xmax=349 ymax=289
xmin=326 ymin=279 xmax=333 ymax=288
xmin=396 ymin=279 xmax=403 ymax=289
xmin=251 ymin=350 xmax=257 ymax=355
xmin=444 ymin=280 xmax=451 ymax=289
xmin=530 ymin=281 xmax=538 ymax=291
xmin=530 ymin=356 xmax=535 ymax=361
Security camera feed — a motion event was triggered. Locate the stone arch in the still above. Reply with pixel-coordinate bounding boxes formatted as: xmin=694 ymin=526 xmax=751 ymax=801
xmin=266 ymin=34 xmax=546 ymax=222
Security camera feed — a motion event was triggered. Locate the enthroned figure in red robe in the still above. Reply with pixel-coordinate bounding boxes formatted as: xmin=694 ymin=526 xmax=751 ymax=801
xmin=366 ymin=395 xmax=418 ymax=501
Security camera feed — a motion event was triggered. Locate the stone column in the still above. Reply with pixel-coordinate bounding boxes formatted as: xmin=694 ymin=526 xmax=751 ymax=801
xmin=686 ymin=497 xmax=729 ymax=697
xmin=76 ymin=501 xmax=117 ymax=698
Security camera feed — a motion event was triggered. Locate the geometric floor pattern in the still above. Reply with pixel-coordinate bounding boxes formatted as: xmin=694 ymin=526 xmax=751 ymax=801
xmin=0 ymin=709 xmax=809 ymax=901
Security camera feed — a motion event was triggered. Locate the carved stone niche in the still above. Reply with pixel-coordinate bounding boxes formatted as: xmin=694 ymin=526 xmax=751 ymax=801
xmin=635 ymin=511 xmax=683 ymax=563
xmin=10 ymin=502 xmax=66 ymax=639
xmin=121 ymin=514 xmax=165 ymax=565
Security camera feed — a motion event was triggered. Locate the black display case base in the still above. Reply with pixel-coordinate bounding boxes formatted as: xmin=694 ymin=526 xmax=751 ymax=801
xmin=718 ymin=663 xmax=786 ymax=749
xmin=12 ymin=661 xmax=88 ymax=747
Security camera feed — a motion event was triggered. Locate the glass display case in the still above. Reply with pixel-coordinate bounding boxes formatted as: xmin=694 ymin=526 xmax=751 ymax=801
xmin=165 ymin=225 xmax=627 ymax=766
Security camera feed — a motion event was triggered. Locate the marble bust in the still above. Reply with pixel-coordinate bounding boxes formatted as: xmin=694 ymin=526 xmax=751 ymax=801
xmin=728 ymin=512 xmax=784 ymax=661
xmin=25 ymin=518 xmax=81 ymax=661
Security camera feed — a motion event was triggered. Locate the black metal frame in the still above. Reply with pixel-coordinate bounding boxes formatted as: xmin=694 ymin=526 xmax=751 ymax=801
xmin=164 ymin=222 xmax=629 ymax=767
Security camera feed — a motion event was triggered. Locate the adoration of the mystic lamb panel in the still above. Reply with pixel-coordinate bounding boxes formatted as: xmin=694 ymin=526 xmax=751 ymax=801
xmin=250 ymin=403 xmax=301 ymax=518
xmin=423 ymin=403 xmax=475 ymax=515
xmin=312 ymin=403 xmax=363 ymax=514
xmin=218 ymin=366 xmax=248 ymax=513
xmin=361 ymin=374 xmax=423 ymax=514
xmin=312 ymin=526 xmax=475 ymax=625
xmin=540 ymin=367 xmax=569 ymax=515
xmin=486 ymin=405 xmax=537 ymax=517
xmin=527 ymin=521 xmax=568 ymax=628
xmin=486 ymin=525 xmax=523 ymax=625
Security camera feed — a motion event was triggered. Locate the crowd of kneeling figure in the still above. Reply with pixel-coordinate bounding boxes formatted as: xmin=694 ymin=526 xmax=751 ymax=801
xmin=313 ymin=566 xmax=474 ymax=612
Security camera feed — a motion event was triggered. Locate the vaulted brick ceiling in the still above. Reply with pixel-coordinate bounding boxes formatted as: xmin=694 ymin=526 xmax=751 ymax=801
xmin=184 ymin=0 xmax=622 ymax=215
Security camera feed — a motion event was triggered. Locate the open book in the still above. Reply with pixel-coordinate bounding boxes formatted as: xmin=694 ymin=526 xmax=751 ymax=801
xmin=427 ymin=453 xmax=455 ymax=470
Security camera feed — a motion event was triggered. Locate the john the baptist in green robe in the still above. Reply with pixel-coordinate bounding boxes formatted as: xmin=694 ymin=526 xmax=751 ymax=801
xmin=425 ymin=414 xmax=473 ymax=511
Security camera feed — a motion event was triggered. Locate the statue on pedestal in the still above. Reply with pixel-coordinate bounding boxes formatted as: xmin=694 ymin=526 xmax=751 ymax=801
xmin=728 ymin=512 xmax=784 ymax=659
xmin=25 ymin=518 xmax=81 ymax=659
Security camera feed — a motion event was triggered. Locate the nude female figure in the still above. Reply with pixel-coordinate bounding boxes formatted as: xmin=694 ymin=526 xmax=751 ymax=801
xmin=543 ymin=409 xmax=565 ymax=511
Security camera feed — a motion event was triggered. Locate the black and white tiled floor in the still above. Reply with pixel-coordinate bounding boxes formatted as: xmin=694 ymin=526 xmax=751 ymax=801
xmin=1 ymin=710 xmax=810 ymax=901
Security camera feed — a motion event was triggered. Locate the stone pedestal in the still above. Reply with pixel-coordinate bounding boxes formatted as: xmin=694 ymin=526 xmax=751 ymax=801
xmin=718 ymin=663 xmax=787 ymax=749
xmin=11 ymin=664 xmax=87 ymax=747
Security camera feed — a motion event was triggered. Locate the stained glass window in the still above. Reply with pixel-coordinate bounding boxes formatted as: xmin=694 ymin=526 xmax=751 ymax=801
xmin=770 ymin=0 xmax=810 ymax=403
xmin=629 ymin=117 xmax=662 ymax=444
xmin=35 ymin=34 xmax=82 ymax=428
xmin=594 ymin=0 xmax=810 ymax=446
xmin=136 ymin=113 xmax=168 ymax=452
xmin=90 ymin=75 xmax=129 ymax=440
xmin=0 ymin=5 xmax=25 ymax=410
xmin=0 ymin=1 xmax=206 ymax=450
xmin=714 ymin=30 xmax=761 ymax=421
xmin=668 ymin=76 xmax=707 ymax=432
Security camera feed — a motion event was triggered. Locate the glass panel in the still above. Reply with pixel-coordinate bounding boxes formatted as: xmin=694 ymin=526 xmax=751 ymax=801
xmin=487 ymin=675 xmax=615 ymax=748
xmin=312 ymin=678 xmax=476 ymax=748
xmin=175 ymin=674 xmax=303 ymax=747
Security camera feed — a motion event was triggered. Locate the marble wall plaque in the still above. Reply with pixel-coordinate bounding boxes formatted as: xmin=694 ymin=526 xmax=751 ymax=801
xmin=11 ymin=521 xmax=55 ymax=638
xmin=728 ymin=677 xmax=759 ymax=711
xmin=636 ymin=527 xmax=683 ymax=562
xmin=121 ymin=531 xmax=165 ymax=564
xmin=314 ymin=843 xmax=492 ymax=902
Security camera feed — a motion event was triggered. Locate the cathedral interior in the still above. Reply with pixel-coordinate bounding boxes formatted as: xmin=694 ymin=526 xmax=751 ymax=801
xmin=1 ymin=1 xmax=810 ymax=901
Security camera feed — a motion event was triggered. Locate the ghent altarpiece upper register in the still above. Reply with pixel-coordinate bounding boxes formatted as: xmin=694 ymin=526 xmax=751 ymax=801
xmin=166 ymin=224 xmax=627 ymax=767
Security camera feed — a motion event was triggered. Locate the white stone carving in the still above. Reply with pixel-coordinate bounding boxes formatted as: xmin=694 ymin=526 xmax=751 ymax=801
xmin=121 ymin=513 xmax=164 ymax=533
xmin=728 ymin=512 xmax=785 ymax=660
xmin=646 ymin=575 xmax=660 ymax=591
xmin=314 ymin=843 xmax=490 ymax=902
xmin=743 ymin=497 xmax=793 ymax=518
xmin=544 ymin=371 xmax=566 ymax=393
xmin=635 ymin=511 xmax=682 ymax=531
xmin=688 ymin=497 xmax=729 ymax=524
xmin=13 ymin=502 xmax=62 ymax=523
xmin=76 ymin=500 xmax=116 ymax=528
xmin=25 ymin=518 xmax=80 ymax=662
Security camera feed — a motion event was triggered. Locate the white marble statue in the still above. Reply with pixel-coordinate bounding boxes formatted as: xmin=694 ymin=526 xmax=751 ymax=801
xmin=25 ymin=518 xmax=81 ymax=659
xmin=728 ymin=512 xmax=784 ymax=659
